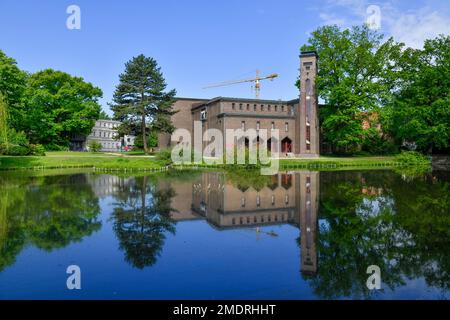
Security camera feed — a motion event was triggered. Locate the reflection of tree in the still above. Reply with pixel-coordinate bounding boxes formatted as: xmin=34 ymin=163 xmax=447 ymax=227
xmin=302 ymin=171 xmax=450 ymax=299
xmin=112 ymin=176 xmax=176 ymax=269
xmin=390 ymin=172 xmax=450 ymax=291
xmin=25 ymin=175 xmax=102 ymax=250
xmin=0 ymin=173 xmax=101 ymax=271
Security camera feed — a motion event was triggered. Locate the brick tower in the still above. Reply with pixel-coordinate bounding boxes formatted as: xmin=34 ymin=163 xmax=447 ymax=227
xmin=296 ymin=51 xmax=320 ymax=157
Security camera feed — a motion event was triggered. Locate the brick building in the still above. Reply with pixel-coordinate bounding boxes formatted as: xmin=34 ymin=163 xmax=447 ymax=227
xmin=158 ymin=51 xmax=320 ymax=158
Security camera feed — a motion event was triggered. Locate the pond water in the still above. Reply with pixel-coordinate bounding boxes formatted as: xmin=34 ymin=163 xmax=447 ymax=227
xmin=0 ymin=169 xmax=448 ymax=300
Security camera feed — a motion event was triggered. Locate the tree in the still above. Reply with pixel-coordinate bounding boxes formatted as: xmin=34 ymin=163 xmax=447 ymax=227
xmin=388 ymin=35 xmax=450 ymax=153
xmin=133 ymin=130 xmax=158 ymax=150
xmin=0 ymin=93 xmax=8 ymax=148
xmin=300 ymin=25 xmax=403 ymax=154
xmin=111 ymin=55 xmax=177 ymax=154
xmin=99 ymin=109 xmax=111 ymax=120
xmin=88 ymin=140 xmax=102 ymax=153
xmin=23 ymin=69 xmax=102 ymax=149
xmin=0 ymin=50 xmax=27 ymax=130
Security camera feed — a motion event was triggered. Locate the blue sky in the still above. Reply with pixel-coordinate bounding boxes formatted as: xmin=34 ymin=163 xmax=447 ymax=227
xmin=1 ymin=0 xmax=449 ymax=115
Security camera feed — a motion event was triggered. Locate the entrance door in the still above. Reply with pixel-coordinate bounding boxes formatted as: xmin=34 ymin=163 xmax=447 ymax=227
xmin=281 ymin=137 xmax=292 ymax=153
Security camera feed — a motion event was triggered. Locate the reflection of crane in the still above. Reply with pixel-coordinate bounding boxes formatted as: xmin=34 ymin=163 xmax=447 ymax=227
xmin=203 ymin=70 xmax=278 ymax=99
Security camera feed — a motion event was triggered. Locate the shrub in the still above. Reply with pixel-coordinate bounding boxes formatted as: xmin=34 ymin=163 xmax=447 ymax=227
xmin=395 ymin=151 xmax=431 ymax=165
xmin=5 ymin=145 xmax=30 ymax=156
xmin=361 ymin=134 xmax=398 ymax=155
xmin=156 ymin=148 xmax=172 ymax=163
xmin=88 ymin=141 xmax=103 ymax=153
xmin=8 ymin=128 xmax=28 ymax=146
xmin=29 ymin=144 xmax=46 ymax=156
xmin=0 ymin=129 xmax=45 ymax=156
xmin=134 ymin=131 xmax=158 ymax=149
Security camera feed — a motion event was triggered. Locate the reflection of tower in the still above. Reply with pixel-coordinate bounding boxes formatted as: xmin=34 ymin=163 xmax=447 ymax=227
xmin=297 ymin=171 xmax=319 ymax=275
xmin=296 ymin=51 xmax=320 ymax=157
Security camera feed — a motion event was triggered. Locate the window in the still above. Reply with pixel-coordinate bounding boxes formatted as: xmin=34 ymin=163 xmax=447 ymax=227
xmin=239 ymin=103 xmax=243 ymax=110
xmin=256 ymin=121 xmax=260 ymax=130
xmin=271 ymin=122 xmax=275 ymax=130
xmin=241 ymin=121 xmax=245 ymax=130
xmin=285 ymin=195 xmax=289 ymax=204
xmin=281 ymin=105 xmax=285 ymax=112
xmin=232 ymin=103 xmax=235 ymax=110
xmin=271 ymin=195 xmax=275 ymax=205
xmin=275 ymin=105 xmax=278 ymax=112
xmin=268 ymin=105 xmax=271 ymax=111
xmin=200 ymin=109 xmax=207 ymax=120
xmin=261 ymin=105 xmax=264 ymax=111
xmin=247 ymin=104 xmax=250 ymax=111
xmin=254 ymin=104 xmax=257 ymax=111
xmin=256 ymin=195 xmax=261 ymax=207
xmin=306 ymin=126 xmax=311 ymax=151
xmin=241 ymin=197 xmax=246 ymax=207
xmin=285 ymin=122 xmax=289 ymax=132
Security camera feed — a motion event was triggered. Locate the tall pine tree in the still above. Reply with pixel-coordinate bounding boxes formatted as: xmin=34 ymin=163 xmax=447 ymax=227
xmin=111 ymin=55 xmax=176 ymax=153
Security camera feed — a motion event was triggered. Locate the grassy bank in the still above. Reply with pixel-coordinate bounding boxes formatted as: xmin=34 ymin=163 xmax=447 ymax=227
xmin=279 ymin=155 xmax=400 ymax=170
xmin=0 ymin=151 xmax=169 ymax=171
xmin=173 ymin=155 xmax=405 ymax=170
xmin=0 ymin=152 xmax=429 ymax=172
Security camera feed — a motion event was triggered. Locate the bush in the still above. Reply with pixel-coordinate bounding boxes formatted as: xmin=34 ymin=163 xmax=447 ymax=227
xmin=155 ymin=148 xmax=172 ymax=162
xmin=134 ymin=131 xmax=158 ymax=149
xmin=395 ymin=151 xmax=431 ymax=165
xmin=5 ymin=145 xmax=30 ymax=156
xmin=29 ymin=144 xmax=46 ymax=156
xmin=0 ymin=129 xmax=45 ymax=156
xmin=88 ymin=141 xmax=103 ymax=153
xmin=8 ymin=128 xmax=28 ymax=146
xmin=361 ymin=130 xmax=398 ymax=155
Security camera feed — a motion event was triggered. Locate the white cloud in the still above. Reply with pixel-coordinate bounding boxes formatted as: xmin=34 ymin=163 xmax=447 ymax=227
xmin=317 ymin=0 xmax=450 ymax=48
xmin=318 ymin=12 xmax=347 ymax=26
xmin=386 ymin=7 xmax=450 ymax=48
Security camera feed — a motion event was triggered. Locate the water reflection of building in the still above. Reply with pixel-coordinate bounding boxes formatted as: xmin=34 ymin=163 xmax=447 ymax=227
xmin=86 ymin=174 xmax=134 ymax=198
xmin=297 ymin=172 xmax=319 ymax=275
xmin=167 ymin=171 xmax=319 ymax=275
xmin=85 ymin=171 xmax=319 ymax=275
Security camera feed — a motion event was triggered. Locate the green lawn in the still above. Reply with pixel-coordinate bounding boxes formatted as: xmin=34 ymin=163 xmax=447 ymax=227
xmin=0 ymin=152 xmax=417 ymax=172
xmin=0 ymin=151 xmax=168 ymax=171
xmin=279 ymin=155 xmax=401 ymax=170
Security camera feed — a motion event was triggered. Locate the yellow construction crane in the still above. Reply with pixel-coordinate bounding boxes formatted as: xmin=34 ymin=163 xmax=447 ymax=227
xmin=203 ymin=70 xmax=278 ymax=99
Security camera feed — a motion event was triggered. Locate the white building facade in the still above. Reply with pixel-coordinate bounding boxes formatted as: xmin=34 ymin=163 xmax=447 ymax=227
xmin=85 ymin=120 xmax=135 ymax=152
